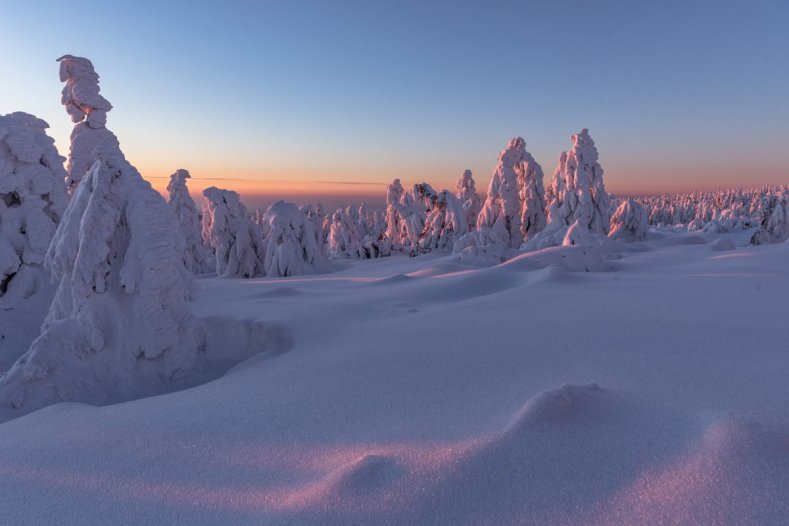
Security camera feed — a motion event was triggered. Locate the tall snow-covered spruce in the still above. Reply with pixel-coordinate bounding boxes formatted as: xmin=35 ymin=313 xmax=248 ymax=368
xmin=167 ymin=169 xmax=213 ymax=274
xmin=0 ymin=112 xmax=68 ymax=299
xmin=518 ymin=149 xmax=547 ymax=241
xmin=526 ymin=129 xmax=611 ymax=249
xmin=202 ymin=187 xmax=266 ymax=278
xmin=477 ymin=137 xmax=531 ymax=249
xmin=57 ymin=55 xmax=121 ymax=193
xmin=456 ymin=169 xmax=482 ymax=231
xmin=0 ymin=56 xmax=206 ymax=413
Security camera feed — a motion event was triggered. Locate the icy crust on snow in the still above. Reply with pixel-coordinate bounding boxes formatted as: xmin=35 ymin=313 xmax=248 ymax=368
xmin=202 ymin=187 xmax=266 ymax=278
xmin=167 ymin=169 xmax=213 ymax=274
xmin=0 ymin=112 xmax=68 ymax=299
xmin=0 ymin=154 xmax=206 ymax=413
xmin=263 ymin=200 xmax=328 ymax=276
xmin=57 ymin=55 xmax=120 ymax=193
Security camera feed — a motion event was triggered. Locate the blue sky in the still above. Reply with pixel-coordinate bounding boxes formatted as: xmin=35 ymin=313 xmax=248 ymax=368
xmin=2 ymin=0 xmax=787 ymax=208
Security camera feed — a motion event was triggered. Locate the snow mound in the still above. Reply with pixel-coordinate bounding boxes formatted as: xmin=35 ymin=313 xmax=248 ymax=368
xmin=710 ymin=238 xmax=736 ymax=251
xmin=502 ymin=245 xmax=611 ymax=273
xmin=507 ymin=383 xmax=604 ymax=427
xmin=324 ymin=454 xmax=403 ymax=497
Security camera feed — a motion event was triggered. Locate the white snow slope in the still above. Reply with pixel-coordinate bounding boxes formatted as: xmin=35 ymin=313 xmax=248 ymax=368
xmin=1 ymin=228 xmax=789 ymax=525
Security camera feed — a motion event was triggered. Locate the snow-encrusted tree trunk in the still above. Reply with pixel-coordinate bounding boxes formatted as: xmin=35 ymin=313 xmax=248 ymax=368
xmin=456 ymin=169 xmax=482 ymax=231
xmin=57 ymin=55 xmax=120 ymax=194
xmin=477 ymin=137 xmax=530 ymax=248
xmin=262 ymin=200 xmax=328 ymax=276
xmin=608 ymin=198 xmax=649 ymax=242
xmin=167 ymin=169 xmax=212 ymax=274
xmin=201 ymin=187 xmax=266 ymax=278
xmin=0 ymin=112 xmax=68 ymax=299
xmin=518 ymin=151 xmax=547 ymax=241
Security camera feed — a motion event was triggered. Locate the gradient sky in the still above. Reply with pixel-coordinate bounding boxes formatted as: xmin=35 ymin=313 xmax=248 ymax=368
xmin=2 ymin=0 xmax=787 ymax=209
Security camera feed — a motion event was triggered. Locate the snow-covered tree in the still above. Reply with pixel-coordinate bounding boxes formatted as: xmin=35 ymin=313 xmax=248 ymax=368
xmin=518 ymin=150 xmax=547 ymax=241
xmin=526 ymin=129 xmax=610 ymax=250
xmin=329 ymin=208 xmax=364 ymax=258
xmin=0 ymin=112 xmax=68 ymax=299
xmin=384 ymin=179 xmax=407 ymax=249
xmin=456 ymin=169 xmax=482 ymax=231
xmin=418 ymin=190 xmax=468 ymax=253
xmin=167 ymin=169 xmax=212 ymax=274
xmin=477 ymin=137 xmax=530 ymax=248
xmin=202 ymin=187 xmax=265 ymax=278
xmin=401 ymin=189 xmax=427 ymax=249
xmin=361 ymin=210 xmax=391 ymax=258
xmin=262 ymin=200 xmax=328 ymax=276
xmin=57 ymin=55 xmax=121 ymax=193
xmin=609 ymin=198 xmax=648 ymax=242
xmin=751 ymin=192 xmax=789 ymax=245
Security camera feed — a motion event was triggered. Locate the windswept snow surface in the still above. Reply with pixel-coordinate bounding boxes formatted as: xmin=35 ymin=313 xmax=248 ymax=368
xmin=2 ymin=229 xmax=789 ymax=525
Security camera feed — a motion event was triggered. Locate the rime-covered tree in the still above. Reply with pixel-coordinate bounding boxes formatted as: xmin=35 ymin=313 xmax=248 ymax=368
xmin=329 ymin=208 xmax=364 ymax=258
xmin=477 ymin=137 xmax=530 ymax=248
xmin=57 ymin=55 xmax=121 ymax=193
xmin=751 ymin=192 xmax=789 ymax=245
xmin=1 ymin=154 xmax=205 ymax=412
xmin=167 ymin=169 xmax=212 ymax=274
xmin=262 ymin=200 xmax=328 ymax=276
xmin=384 ymin=179 xmax=407 ymax=249
xmin=202 ymin=187 xmax=266 ymax=278
xmin=456 ymin=169 xmax=482 ymax=231
xmin=518 ymin=150 xmax=547 ymax=241
xmin=609 ymin=198 xmax=649 ymax=242
xmin=418 ymin=190 xmax=468 ymax=253
xmin=0 ymin=112 xmax=68 ymax=299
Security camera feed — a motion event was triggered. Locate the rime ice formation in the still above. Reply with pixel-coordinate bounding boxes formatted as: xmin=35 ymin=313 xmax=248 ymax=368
xmin=477 ymin=137 xmax=530 ymax=249
xmin=456 ymin=170 xmax=482 ymax=231
xmin=384 ymin=179 xmax=407 ymax=249
xmin=202 ymin=187 xmax=266 ymax=278
xmin=518 ymin=150 xmax=547 ymax=241
xmin=609 ymin=198 xmax=649 ymax=242
xmin=57 ymin=55 xmax=121 ymax=193
xmin=0 ymin=112 xmax=68 ymax=299
xmin=167 ymin=169 xmax=212 ymax=274
xmin=751 ymin=192 xmax=789 ymax=245
xmin=418 ymin=190 xmax=468 ymax=253
xmin=329 ymin=208 xmax=364 ymax=258
xmin=0 ymin=152 xmax=206 ymax=413
xmin=262 ymin=200 xmax=328 ymax=276
xmin=526 ymin=129 xmax=611 ymax=250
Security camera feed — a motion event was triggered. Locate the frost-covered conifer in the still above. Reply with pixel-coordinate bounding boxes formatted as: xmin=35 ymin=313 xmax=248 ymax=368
xmin=202 ymin=187 xmax=266 ymax=278
xmin=384 ymin=179 xmax=407 ymax=249
xmin=477 ymin=137 xmax=529 ymax=248
xmin=0 ymin=112 xmax=68 ymax=299
xmin=751 ymin=192 xmax=789 ymax=245
xmin=167 ymin=169 xmax=212 ymax=274
xmin=329 ymin=208 xmax=364 ymax=258
xmin=609 ymin=198 xmax=648 ymax=242
xmin=262 ymin=200 xmax=328 ymax=276
xmin=57 ymin=55 xmax=120 ymax=193
xmin=518 ymin=150 xmax=547 ymax=240
xmin=456 ymin=170 xmax=482 ymax=231
xmin=418 ymin=190 xmax=468 ymax=253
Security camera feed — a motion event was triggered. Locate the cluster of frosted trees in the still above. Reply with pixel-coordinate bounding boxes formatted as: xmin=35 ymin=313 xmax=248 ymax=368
xmin=1 ymin=55 xmax=788 ymax=414
xmin=632 ymin=186 xmax=789 ymax=239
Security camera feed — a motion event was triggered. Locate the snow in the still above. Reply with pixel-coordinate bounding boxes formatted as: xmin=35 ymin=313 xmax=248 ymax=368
xmin=262 ymin=200 xmax=328 ymax=276
xmin=1 ymin=226 xmax=788 ymax=525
